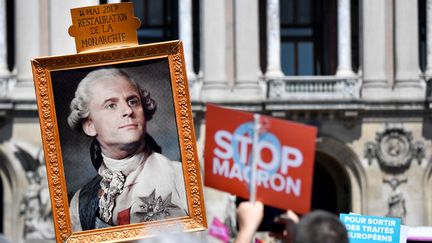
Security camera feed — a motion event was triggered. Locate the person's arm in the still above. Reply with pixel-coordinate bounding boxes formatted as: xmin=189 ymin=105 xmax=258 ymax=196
xmin=269 ymin=210 xmax=299 ymax=243
xmin=234 ymin=201 xmax=264 ymax=243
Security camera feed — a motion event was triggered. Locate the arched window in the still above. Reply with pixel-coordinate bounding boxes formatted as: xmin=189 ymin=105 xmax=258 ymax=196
xmin=312 ymin=154 xmax=351 ymax=213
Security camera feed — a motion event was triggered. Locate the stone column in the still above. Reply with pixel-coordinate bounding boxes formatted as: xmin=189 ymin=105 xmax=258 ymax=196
xmin=425 ymin=0 xmax=432 ymax=76
xmin=50 ymin=1 xmax=99 ymax=55
xmin=233 ymin=0 xmax=264 ymax=100
xmin=265 ymin=0 xmax=284 ymax=78
xmin=361 ymin=0 xmax=390 ymax=100
xmin=201 ymin=0 xmax=229 ymax=101
xmin=336 ymin=0 xmax=355 ymax=76
xmin=179 ymin=0 xmax=195 ymax=79
xmin=394 ymin=0 xmax=425 ymax=99
xmin=14 ymin=0 xmax=43 ymax=100
xmin=179 ymin=0 xmax=200 ymax=100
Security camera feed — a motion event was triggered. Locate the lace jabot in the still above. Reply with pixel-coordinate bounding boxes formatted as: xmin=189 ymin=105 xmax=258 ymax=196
xmin=97 ymin=151 xmax=148 ymax=223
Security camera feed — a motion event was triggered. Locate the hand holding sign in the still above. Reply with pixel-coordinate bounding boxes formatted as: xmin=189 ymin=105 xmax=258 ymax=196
xmin=249 ymin=114 xmax=261 ymax=203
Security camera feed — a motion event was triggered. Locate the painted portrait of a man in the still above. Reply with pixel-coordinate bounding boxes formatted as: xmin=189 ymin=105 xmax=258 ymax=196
xmin=50 ymin=60 xmax=188 ymax=231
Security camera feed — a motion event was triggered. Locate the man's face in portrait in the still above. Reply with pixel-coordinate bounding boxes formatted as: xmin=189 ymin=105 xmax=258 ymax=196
xmin=82 ymin=76 xmax=146 ymax=156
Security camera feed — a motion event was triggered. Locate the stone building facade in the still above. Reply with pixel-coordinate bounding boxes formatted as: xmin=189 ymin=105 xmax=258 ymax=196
xmin=0 ymin=0 xmax=432 ymax=242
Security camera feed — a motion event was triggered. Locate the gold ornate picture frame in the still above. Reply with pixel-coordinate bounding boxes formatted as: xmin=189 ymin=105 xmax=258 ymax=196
xmin=31 ymin=40 xmax=206 ymax=242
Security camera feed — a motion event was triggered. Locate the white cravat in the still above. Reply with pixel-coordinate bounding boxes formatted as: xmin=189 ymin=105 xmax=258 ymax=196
xmin=98 ymin=152 xmax=146 ymax=223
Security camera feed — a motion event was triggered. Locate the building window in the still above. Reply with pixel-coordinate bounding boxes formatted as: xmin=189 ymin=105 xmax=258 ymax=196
xmin=260 ymin=0 xmax=359 ymax=76
xmin=419 ymin=0 xmax=426 ymax=73
xmin=130 ymin=0 xmax=178 ymax=44
xmin=279 ymin=0 xmax=338 ymax=75
xmin=351 ymin=0 xmax=359 ymax=74
xmin=7 ymin=0 xmax=14 ymax=72
xmin=280 ymin=0 xmax=314 ymax=75
xmin=102 ymin=0 xmax=200 ymax=73
xmin=192 ymin=0 xmax=200 ymax=74
xmin=259 ymin=0 xmax=268 ymax=74
xmin=100 ymin=0 xmax=178 ymax=44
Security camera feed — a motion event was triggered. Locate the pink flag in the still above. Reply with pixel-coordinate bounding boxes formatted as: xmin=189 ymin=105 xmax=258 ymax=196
xmin=208 ymin=217 xmax=230 ymax=243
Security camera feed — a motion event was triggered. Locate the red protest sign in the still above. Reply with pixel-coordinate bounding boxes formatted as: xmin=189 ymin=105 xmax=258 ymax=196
xmin=204 ymin=104 xmax=317 ymax=213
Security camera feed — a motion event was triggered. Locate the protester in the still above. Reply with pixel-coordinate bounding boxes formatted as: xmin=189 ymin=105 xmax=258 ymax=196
xmin=294 ymin=210 xmax=349 ymax=243
xmin=234 ymin=201 xmax=264 ymax=243
xmin=270 ymin=209 xmax=298 ymax=243
xmin=235 ymin=201 xmax=349 ymax=243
